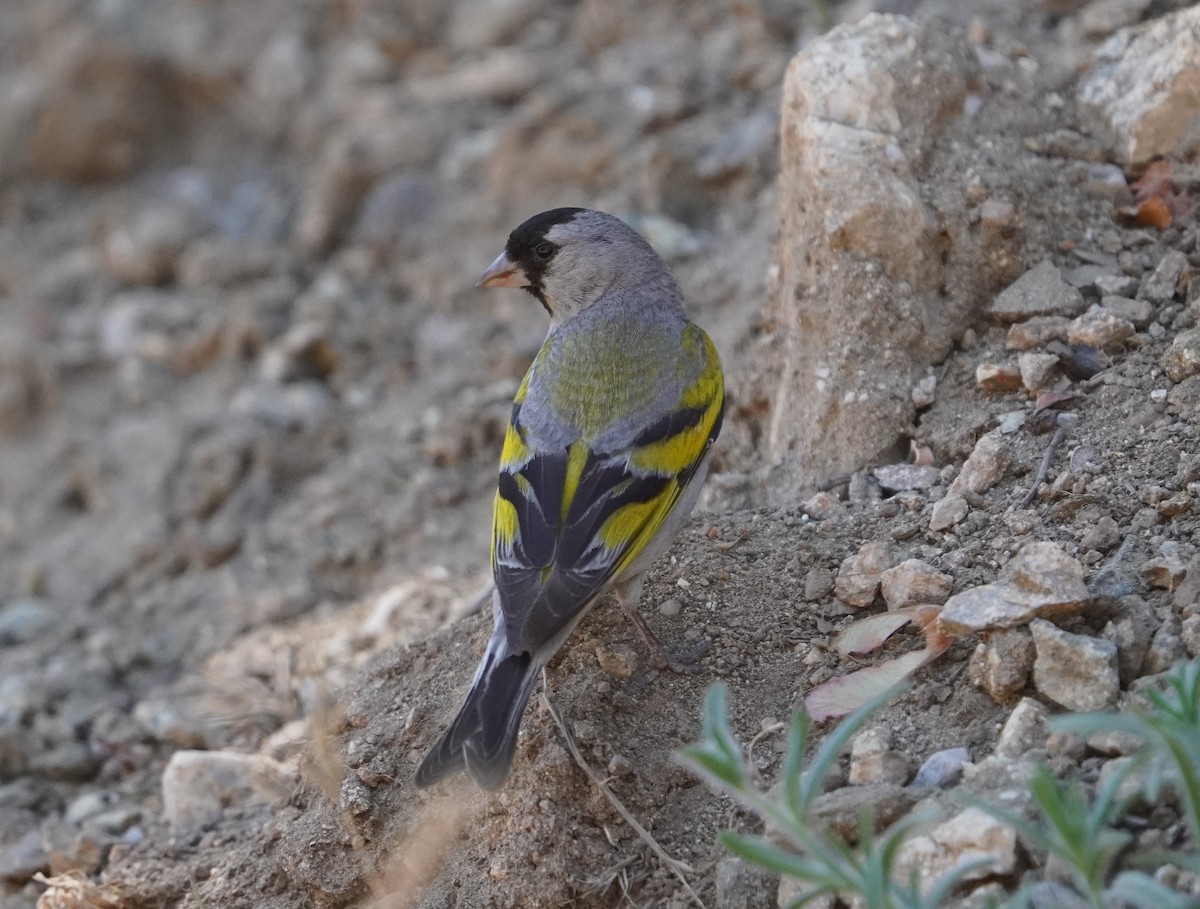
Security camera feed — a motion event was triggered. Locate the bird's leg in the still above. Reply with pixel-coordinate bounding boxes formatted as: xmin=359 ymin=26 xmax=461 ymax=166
xmin=613 ymin=578 xmax=708 ymax=674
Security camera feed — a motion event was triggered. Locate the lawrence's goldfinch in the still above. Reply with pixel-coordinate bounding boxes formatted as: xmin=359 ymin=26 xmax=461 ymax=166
xmin=415 ymin=208 xmax=724 ymax=790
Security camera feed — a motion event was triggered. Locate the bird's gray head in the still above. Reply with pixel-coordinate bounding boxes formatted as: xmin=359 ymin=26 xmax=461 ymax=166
xmin=477 ymin=208 xmax=681 ymax=321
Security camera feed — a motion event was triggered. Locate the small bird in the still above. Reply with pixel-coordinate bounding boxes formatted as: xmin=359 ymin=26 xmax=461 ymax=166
xmin=415 ymin=208 xmax=724 ymax=790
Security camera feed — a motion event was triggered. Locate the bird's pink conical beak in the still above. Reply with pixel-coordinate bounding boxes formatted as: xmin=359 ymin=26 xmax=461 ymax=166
xmin=477 ymin=252 xmax=527 ymax=289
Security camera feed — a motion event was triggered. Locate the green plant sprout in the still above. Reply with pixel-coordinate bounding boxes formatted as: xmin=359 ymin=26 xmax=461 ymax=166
xmin=678 ymin=659 xmax=1200 ymax=909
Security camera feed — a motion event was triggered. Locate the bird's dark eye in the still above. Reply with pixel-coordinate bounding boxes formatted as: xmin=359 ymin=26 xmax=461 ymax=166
xmin=534 ymin=241 xmax=555 ymax=259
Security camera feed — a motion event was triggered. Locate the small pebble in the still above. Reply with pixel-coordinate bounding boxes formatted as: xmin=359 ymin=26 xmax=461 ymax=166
xmin=976 ymin=363 xmax=1022 ymax=393
xmin=910 ymin=747 xmax=969 ymax=789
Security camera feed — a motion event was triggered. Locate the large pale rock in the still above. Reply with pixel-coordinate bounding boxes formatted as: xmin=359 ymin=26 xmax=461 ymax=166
xmin=1078 ymin=7 xmax=1200 ymax=167
xmin=894 ymin=807 xmax=1018 ymax=895
xmin=776 ymin=15 xmax=968 ymax=293
xmin=762 ymin=14 xmax=980 ymax=492
xmin=162 ymin=750 xmax=295 ymax=832
xmin=880 ymin=559 xmax=953 ymax=610
xmin=1031 ymin=619 xmax=1120 ymax=711
xmin=939 ymin=542 xmax=1090 ymax=634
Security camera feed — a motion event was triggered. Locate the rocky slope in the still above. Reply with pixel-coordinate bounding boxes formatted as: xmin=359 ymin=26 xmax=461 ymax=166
xmin=1 ymin=0 xmax=1199 ymax=907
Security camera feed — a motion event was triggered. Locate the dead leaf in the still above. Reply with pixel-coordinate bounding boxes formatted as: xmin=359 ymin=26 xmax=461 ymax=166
xmin=807 ymin=605 xmax=953 ymax=721
xmin=1123 ymin=196 xmax=1172 ymax=230
xmin=805 ymin=646 xmax=942 ymax=722
xmin=1033 ymin=390 xmax=1076 ymax=414
xmin=1119 ymin=161 xmax=1196 ymax=228
xmin=1131 ymin=160 xmax=1173 ymax=202
xmin=835 ymin=609 xmax=917 ymax=655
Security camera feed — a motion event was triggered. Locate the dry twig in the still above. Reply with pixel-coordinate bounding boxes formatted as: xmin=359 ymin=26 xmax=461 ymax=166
xmin=540 ymin=687 xmax=706 ymax=909
xmin=1020 ymin=413 xmax=1077 ymax=507
xmin=714 ymin=530 xmax=750 ymax=553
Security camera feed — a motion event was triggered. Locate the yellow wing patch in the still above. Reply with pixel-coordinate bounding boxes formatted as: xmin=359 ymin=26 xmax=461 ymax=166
xmin=629 ymin=327 xmax=723 ymax=476
xmin=492 ymin=490 xmax=518 ymax=563
xmin=598 ymin=481 xmax=682 ymax=574
xmin=499 ymin=421 xmax=530 ymax=471
xmin=561 ymin=442 xmax=588 ymax=522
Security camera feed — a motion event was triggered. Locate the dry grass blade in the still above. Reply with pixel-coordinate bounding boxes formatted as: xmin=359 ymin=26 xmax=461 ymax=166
xmin=372 ymin=790 xmax=479 ymax=909
xmin=299 ymin=672 xmax=480 ymax=909
xmin=746 ymin=720 xmax=786 ymax=784
xmin=540 ymin=689 xmax=706 ymax=909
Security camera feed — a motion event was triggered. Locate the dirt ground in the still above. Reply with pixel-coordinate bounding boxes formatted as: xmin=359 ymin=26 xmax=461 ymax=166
xmin=1 ymin=0 xmax=1198 ymax=907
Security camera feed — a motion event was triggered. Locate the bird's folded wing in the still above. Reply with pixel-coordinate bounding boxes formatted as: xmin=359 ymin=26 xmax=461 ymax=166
xmin=492 ymin=329 xmax=723 ymax=654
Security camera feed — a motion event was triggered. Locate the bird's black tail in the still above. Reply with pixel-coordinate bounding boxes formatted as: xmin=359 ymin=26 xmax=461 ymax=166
xmin=414 ymin=642 xmax=540 ymax=790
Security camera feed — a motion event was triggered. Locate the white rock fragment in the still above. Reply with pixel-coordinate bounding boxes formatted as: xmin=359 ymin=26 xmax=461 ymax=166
xmin=1018 ymin=352 xmax=1060 ymax=394
xmin=929 ymin=494 xmax=969 ymax=532
xmin=911 ymin=371 xmax=937 ymax=408
xmin=873 ymin=463 xmax=941 ymax=493
xmin=949 ymin=429 xmax=1010 ymax=496
xmin=99 ymin=202 xmax=207 ymax=287
xmin=1101 ymin=295 xmax=1154 ymax=329
xmin=162 ymin=750 xmax=294 ymax=832
xmin=849 ymin=727 xmax=910 ymax=785
xmin=1031 ymin=619 xmax=1120 ymax=711
xmin=1006 ymin=315 xmax=1070 ymax=350
xmin=910 ymin=747 xmax=969 ymax=789
xmin=1140 ymin=250 xmax=1187 ymax=305
xmin=995 ymin=697 xmax=1049 ymax=758
xmin=1079 ymin=7 xmax=1200 ymax=167
xmin=1094 ymin=274 xmax=1139 ymax=297
xmin=1142 ymin=554 xmax=1188 ymax=589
